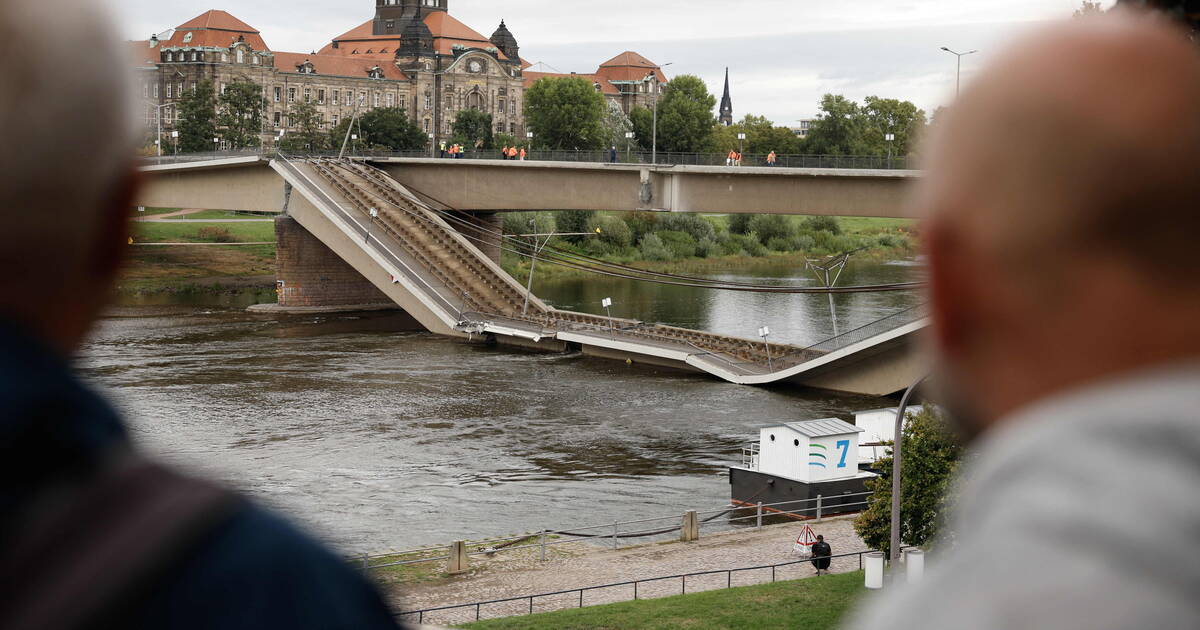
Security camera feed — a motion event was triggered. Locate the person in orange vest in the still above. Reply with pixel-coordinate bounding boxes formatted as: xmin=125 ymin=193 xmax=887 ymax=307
xmin=507 ymin=146 xmax=516 ymax=160
xmin=735 ymin=151 xmax=743 ymax=167
xmin=519 ymin=147 xmax=527 ymax=161
xmin=727 ymin=150 xmax=736 ymax=166
xmin=767 ymin=150 xmax=777 ymax=166
xmin=500 ymin=145 xmax=509 ymax=160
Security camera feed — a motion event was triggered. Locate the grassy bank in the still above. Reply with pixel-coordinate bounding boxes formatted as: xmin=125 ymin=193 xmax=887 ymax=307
xmin=461 ymin=570 xmax=867 ymax=630
xmin=120 ymin=219 xmax=276 ymax=293
xmin=501 ymin=213 xmax=915 ymax=281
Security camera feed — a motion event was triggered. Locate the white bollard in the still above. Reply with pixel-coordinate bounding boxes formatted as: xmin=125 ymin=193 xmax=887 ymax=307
xmin=865 ymin=552 xmax=885 ymax=589
xmin=905 ymin=549 xmax=925 ymax=583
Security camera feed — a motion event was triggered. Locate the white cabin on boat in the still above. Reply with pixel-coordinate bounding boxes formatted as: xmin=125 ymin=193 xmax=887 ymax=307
xmin=745 ymin=418 xmax=865 ymax=483
xmin=853 ymin=406 xmax=924 ymax=465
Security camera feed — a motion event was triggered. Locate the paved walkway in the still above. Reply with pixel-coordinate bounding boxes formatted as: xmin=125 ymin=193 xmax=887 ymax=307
xmin=389 ymin=516 xmax=867 ymax=626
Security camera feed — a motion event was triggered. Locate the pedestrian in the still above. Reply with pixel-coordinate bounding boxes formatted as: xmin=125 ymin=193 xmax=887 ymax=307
xmin=727 ymin=149 xmax=735 ymax=166
xmin=610 ymin=146 xmax=618 ymax=163
xmin=439 ymin=140 xmax=446 ymax=158
xmin=767 ymin=150 xmax=777 ymax=166
xmin=519 ymin=147 xmax=526 ymax=161
xmin=509 ymin=145 xmax=518 ymax=160
xmin=811 ymin=535 xmax=832 ymax=575
xmin=500 ymin=145 xmax=508 ymax=160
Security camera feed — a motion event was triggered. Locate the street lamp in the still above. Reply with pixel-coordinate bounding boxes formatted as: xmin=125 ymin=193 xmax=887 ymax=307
xmin=624 ymin=131 xmax=635 ymax=158
xmin=757 ymin=326 xmax=773 ymax=371
xmin=601 ymin=297 xmax=615 ymax=337
xmin=171 ymin=130 xmax=179 ymax=158
xmin=884 ymin=132 xmax=896 ymax=168
xmin=152 ymin=103 xmax=173 ymax=157
xmin=737 ymin=132 xmax=747 ymax=162
xmin=213 ymin=136 xmax=220 ymax=152
xmin=650 ymin=62 xmax=675 ymax=165
xmin=940 ymin=47 xmax=978 ymax=97
xmin=889 ymin=373 xmax=930 ymax=566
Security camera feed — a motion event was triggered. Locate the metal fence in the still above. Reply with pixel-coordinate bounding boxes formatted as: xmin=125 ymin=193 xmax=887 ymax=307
xmin=396 ymin=547 xmax=890 ymax=626
xmin=798 ymin=304 xmax=928 ymax=356
xmin=355 ymin=491 xmax=871 ymax=574
xmin=139 ymin=149 xmax=912 ymax=170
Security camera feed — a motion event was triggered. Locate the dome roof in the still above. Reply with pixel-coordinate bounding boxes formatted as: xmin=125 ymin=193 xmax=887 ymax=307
xmin=489 ymin=19 xmax=519 ymax=58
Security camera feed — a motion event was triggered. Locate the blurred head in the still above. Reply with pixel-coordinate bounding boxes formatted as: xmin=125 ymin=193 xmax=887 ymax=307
xmin=817 ymin=535 xmax=824 ymax=542
xmin=919 ymin=11 xmax=1200 ymax=436
xmin=0 ymin=0 xmax=138 ymax=355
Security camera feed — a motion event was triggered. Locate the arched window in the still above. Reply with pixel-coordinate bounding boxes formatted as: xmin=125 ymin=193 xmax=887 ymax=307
xmin=164 ymin=52 xmax=173 ymax=62
xmin=236 ymin=49 xmax=244 ymax=64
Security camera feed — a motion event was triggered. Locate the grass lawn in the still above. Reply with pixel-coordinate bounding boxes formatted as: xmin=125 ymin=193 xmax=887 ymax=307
xmin=460 ymin=571 xmax=867 ymax=630
xmin=131 ymin=221 xmax=276 ymax=243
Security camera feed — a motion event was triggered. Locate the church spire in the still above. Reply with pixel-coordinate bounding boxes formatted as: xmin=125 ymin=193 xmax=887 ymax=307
xmin=719 ymin=67 xmax=734 ymax=126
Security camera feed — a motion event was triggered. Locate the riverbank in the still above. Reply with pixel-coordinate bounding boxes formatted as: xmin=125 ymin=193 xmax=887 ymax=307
xmin=382 ymin=515 xmax=868 ymax=626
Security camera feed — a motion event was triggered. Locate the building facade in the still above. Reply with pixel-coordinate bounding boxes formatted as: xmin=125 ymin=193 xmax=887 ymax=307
xmin=133 ymin=1 xmax=669 ymax=151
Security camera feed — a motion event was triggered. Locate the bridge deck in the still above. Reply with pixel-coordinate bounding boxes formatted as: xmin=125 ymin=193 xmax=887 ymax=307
xmin=272 ymin=157 xmax=925 ymax=393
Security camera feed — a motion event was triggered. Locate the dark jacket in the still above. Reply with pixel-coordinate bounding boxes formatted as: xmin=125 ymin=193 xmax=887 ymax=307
xmin=0 ymin=320 xmax=401 ymax=629
xmin=811 ymin=541 xmax=833 ymax=570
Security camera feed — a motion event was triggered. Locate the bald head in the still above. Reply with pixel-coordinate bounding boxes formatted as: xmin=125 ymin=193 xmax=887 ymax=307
xmin=0 ymin=0 xmax=137 ymax=354
xmin=920 ymin=12 xmax=1200 ymax=431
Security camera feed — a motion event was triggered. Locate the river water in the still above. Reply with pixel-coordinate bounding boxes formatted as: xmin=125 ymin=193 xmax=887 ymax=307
xmin=79 ymin=259 xmax=923 ymax=553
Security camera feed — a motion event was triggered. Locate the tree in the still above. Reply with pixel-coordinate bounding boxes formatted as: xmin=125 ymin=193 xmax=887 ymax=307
xmin=860 ymin=96 xmax=927 ymax=157
xmin=600 ymin=101 xmax=634 ymax=152
xmin=629 ymin=106 xmax=654 ymax=151
xmin=655 ymin=75 xmax=717 ymax=153
xmin=451 ymin=109 xmax=494 ymax=149
xmin=713 ymin=114 xmax=801 ymax=156
xmin=555 ymin=210 xmax=592 ymax=243
xmin=176 ymin=80 xmax=218 ymax=153
xmin=279 ymin=101 xmax=330 ymax=154
xmin=1074 ymin=1 xmax=1105 ymax=17
xmin=217 ymin=78 xmax=265 ymax=150
xmin=524 ymin=77 xmax=607 ymax=150
xmin=805 ymin=94 xmax=867 ymax=156
xmin=853 ymin=405 xmax=965 ymax=557
xmin=331 ymin=107 xmax=426 ymax=152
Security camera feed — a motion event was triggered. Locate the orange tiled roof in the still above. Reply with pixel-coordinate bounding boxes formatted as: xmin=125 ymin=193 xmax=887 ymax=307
xmin=177 ymin=10 xmax=259 ymax=33
xmin=321 ymin=14 xmax=510 ymax=60
xmin=128 ymin=40 xmax=158 ymax=67
xmin=165 ymin=10 xmax=269 ymax=50
xmin=595 ymin=50 xmax=665 ymax=83
xmin=273 ymin=51 xmax=408 ymax=81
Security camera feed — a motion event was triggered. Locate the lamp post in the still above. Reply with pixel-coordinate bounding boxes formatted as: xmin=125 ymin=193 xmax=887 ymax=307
xmin=889 ymin=373 xmax=930 ymax=566
xmin=940 ymin=47 xmax=978 ymax=97
xmin=152 ymin=103 xmax=172 ymax=157
xmin=885 ymin=132 xmax=895 ymax=168
xmin=650 ymin=62 xmax=674 ymax=165
xmin=625 ymin=131 xmax=635 ymax=160
xmin=758 ymin=326 xmax=773 ymax=371
xmin=737 ymin=132 xmax=747 ymax=163
xmin=601 ymin=297 xmax=615 ymax=337
xmin=526 ymin=131 xmax=534 ymax=158
xmin=213 ymin=137 xmax=220 ymax=153
xmin=171 ymin=130 xmax=179 ymax=158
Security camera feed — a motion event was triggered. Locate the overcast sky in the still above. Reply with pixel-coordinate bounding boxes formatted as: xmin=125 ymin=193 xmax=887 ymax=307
xmin=108 ymin=0 xmax=1113 ymax=122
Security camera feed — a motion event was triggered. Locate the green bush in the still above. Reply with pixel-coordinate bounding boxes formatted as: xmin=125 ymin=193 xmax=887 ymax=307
xmin=766 ymin=236 xmax=793 ymax=252
xmin=587 ymin=214 xmax=632 ymax=247
xmin=659 ymin=213 xmax=716 ymax=242
xmin=749 ymin=215 xmax=795 ymax=243
xmin=741 ymin=233 xmax=769 ymax=257
xmin=812 ymin=231 xmax=861 ymax=254
xmin=555 ymin=210 xmax=592 ymax=242
xmin=623 ymin=211 xmax=659 ymax=242
xmin=728 ymin=214 xmax=753 ymax=235
xmin=503 ymin=212 xmax=555 ymax=237
xmin=800 ymin=215 xmax=842 ymax=235
xmin=639 ymin=233 xmax=672 ymax=261
xmin=791 ymin=234 xmax=816 ymax=252
xmin=656 ymin=230 xmax=698 ymax=258
xmin=581 ymin=238 xmax=622 ymax=257
xmin=696 ymin=237 xmax=720 ymax=258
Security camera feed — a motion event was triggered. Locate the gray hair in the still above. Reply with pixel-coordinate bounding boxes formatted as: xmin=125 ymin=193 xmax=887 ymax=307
xmin=0 ymin=0 xmax=135 ymax=296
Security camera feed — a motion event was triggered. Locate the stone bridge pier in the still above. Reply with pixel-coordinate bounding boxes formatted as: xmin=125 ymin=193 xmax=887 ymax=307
xmin=256 ymin=212 xmax=503 ymax=314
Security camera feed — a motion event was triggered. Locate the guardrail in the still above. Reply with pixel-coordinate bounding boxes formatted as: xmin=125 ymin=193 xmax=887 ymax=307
xmin=355 ymin=491 xmax=872 ymax=574
xmin=396 ymin=547 xmax=893 ymax=626
xmin=140 ymin=149 xmax=913 ymax=170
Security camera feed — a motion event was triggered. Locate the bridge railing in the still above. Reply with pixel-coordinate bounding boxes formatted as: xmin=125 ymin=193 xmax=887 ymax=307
xmin=775 ymin=304 xmax=929 ymax=366
xmin=139 ymin=149 xmax=913 ymax=170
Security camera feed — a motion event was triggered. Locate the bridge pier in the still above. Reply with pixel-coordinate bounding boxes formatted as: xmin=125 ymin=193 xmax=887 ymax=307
xmin=252 ymin=216 xmax=404 ymax=314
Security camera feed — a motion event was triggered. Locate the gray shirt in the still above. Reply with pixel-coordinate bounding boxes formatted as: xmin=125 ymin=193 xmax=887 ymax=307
xmin=847 ymin=362 xmax=1200 ymax=629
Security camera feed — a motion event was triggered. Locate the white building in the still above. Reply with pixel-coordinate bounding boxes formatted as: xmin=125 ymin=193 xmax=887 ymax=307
xmin=753 ymin=418 xmax=865 ymax=483
xmin=853 ymin=406 xmax=924 ymax=465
